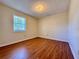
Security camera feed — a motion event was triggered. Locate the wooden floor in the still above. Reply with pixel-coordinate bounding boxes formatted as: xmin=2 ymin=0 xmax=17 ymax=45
xmin=0 ymin=37 xmax=74 ymax=59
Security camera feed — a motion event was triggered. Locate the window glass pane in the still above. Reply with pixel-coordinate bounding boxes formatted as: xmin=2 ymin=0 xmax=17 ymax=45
xmin=13 ymin=15 xmax=26 ymax=32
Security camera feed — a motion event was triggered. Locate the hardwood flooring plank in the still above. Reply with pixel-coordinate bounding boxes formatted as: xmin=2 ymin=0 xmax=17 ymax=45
xmin=0 ymin=37 xmax=74 ymax=59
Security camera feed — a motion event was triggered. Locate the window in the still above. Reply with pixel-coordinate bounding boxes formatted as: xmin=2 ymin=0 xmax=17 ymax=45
xmin=13 ymin=15 xmax=26 ymax=32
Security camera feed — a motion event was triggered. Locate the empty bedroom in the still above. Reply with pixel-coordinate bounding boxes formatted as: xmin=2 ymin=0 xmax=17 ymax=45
xmin=0 ymin=0 xmax=79 ymax=59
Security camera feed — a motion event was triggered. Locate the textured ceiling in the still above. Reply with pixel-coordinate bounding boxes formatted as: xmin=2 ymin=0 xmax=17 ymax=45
xmin=1 ymin=0 xmax=70 ymax=18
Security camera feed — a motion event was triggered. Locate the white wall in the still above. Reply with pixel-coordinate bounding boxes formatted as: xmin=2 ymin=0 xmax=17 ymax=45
xmin=0 ymin=4 xmax=38 ymax=47
xmin=38 ymin=12 xmax=68 ymax=42
xmin=69 ymin=0 xmax=79 ymax=59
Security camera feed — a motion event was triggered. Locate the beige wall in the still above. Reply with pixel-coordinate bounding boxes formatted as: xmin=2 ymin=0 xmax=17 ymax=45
xmin=0 ymin=4 xmax=38 ymax=47
xmin=69 ymin=0 xmax=79 ymax=59
xmin=38 ymin=12 xmax=68 ymax=42
xmin=0 ymin=4 xmax=3 ymax=45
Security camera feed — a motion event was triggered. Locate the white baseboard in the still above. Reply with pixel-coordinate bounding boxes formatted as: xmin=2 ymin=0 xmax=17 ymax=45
xmin=0 ymin=36 xmax=76 ymax=59
xmin=0 ymin=37 xmax=37 ymax=47
xmin=38 ymin=36 xmax=68 ymax=42
xmin=39 ymin=36 xmax=77 ymax=59
xmin=0 ymin=36 xmax=68 ymax=47
xmin=68 ymin=43 xmax=78 ymax=59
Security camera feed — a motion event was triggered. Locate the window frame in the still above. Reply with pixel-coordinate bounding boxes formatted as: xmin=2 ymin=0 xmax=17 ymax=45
xmin=13 ymin=15 xmax=26 ymax=32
